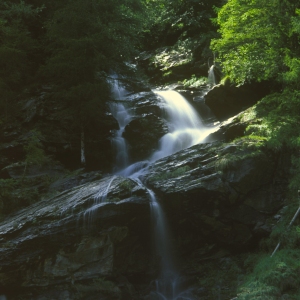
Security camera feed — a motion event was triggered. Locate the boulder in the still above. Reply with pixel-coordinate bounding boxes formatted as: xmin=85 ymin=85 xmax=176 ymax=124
xmin=204 ymin=82 xmax=271 ymax=121
xmin=123 ymin=113 xmax=168 ymax=161
xmin=0 ymin=175 xmax=151 ymax=299
xmin=0 ymin=139 xmax=289 ymax=299
xmin=143 ymin=139 xmax=287 ymax=257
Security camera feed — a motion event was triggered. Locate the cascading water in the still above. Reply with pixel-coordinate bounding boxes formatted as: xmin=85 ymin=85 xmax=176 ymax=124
xmin=110 ymin=102 xmax=131 ymax=171
xmin=110 ymin=74 xmax=127 ymax=100
xmin=84 ymin=175 xmax=116 ymax=223
xmin=208 ymin=65 xmax=216 ymax=87
xmin=151 ymin=90 xmax=217 ymax=162
xmin=117 ymin=90 xmax=217 ymax=299
xmin=109 ymin=76 xmax=132 ymax=172
xmin=149 ymin=190 xmax=179 ymax=300
xmin=90 ymin=86 xmax=218 ymax=299
xmin=83 ymin=78 xmax=130 ymax=223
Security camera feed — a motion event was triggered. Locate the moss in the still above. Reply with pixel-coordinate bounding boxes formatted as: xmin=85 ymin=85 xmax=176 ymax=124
xmin=238 ymin=250 xmax=300 ymax=299
xmin=212 ymin=137 xmax=268 ymax=178
xmin=196 ymin=256 xmax=245 ymax=300
xmin=118 ymin=179 xmax=134 ymax=192
xmin=149 ymin=165 xmax=191 ymax=182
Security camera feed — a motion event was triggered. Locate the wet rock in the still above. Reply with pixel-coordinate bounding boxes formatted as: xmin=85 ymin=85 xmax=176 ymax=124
xmin=0 ymin=138 xmax=289 ymax=299
xmin=143 ymin=139 xmax=287 ymax=253
xmin=49 ymin=169 xmax=102 ymax=193
xmin=0 ymin=175 xmax=151 ymax=299
xmin=204 ymin=82 xmax=271 ymax=121
xmin=136 ymin=45 xmax=208 ymax=84
xmin=123 ymin=113 xmax=168 ymax=161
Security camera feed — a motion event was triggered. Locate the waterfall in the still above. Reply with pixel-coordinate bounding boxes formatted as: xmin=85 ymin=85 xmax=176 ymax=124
xmin=109 ymin=76 xmax=132 ymax=172
xmin=151 ymin=90 xmax=217 ymax=162
xmin=208 ymin=65 xmax=216 ymax=87
xmin=110 ymin=75 xmax=127 ymax=100
xmin=98 ymin=87 xmax=217 ymax=299
xmin=131 ymin=178 xmax=193 ymax=300
xmin=110 ymin=103 xmax=131 ymax=171
xmin=149 ymin=190 xmax=179 ymax=300
xmin=84 ymin=175 xmax=116 ymax=223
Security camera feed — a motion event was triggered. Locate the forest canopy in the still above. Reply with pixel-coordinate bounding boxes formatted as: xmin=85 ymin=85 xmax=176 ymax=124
xmin=211 ymin=0 xmax=300 ymax=86
xmin=0 ymin=0 xmax=148 ymax=121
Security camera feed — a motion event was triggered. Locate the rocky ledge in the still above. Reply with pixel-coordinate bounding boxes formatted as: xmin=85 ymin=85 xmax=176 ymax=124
xmin=0 ymin=176 xmax=152 ymax=300
xmin=143 ymin=138 xmax=288 ymax=263
xmin=0 ymin=138 xmax=289 ymax=299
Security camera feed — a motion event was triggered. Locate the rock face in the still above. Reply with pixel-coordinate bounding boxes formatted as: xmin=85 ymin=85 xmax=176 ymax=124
xmin=123 ymin=113 xmax=168 ymax=161
xmin=143 ymin=139 xmax=288 ymax=260
xmin=204 ymin=82 xmax=271 ymax=121
xmin=137 ymin=48 xmax=200 ymax=83
xmin=120 ymin=91 xmax=169 ymax=162
xmin=0 ymin=138 xmax=289 ymax=299
xmin=0 ymin=176 xmax=152 ymax=299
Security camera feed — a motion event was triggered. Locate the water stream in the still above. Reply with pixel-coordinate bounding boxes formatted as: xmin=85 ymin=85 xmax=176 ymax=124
xmin=110 ymin=102 xmax=131 ymax=171
xmin=116 ymin=88 xmax=217 ymax=299
xmin=88 ymin=78 xmax=218 ymax=299
xmin=109 ymin=75 xmax=132 ymax=172
xmin=208 ymin=65 xmax=217 ymax=87
xmin=84 ymin=175 xmax=117 ymax=223
xmin=151 ymin=90 xmax=217 ymax=162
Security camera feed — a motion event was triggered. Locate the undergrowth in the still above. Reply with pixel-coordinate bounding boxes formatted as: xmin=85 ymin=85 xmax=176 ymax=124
xmin=182 ymin=75 xmax=208 ymax=88
xmin=222 ymin=89 xmax=300 ymax=299
xmin=0 ymin=175 xmax=54 ymax=217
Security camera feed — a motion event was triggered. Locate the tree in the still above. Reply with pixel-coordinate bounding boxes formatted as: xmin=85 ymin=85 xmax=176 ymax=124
xmin=40 ymin=0 xmax=148 ymax=166
xmin=211 ymin=0 xmax=299 ymax=85
xmin=0 ymin=1 xmax=43 ymax=119
xmin=143 ymin=0 xmax=224 ymax=50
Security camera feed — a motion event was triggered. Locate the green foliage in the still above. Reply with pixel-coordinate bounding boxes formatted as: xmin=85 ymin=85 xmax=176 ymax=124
xmin=245 ymin=124 xmax=271 ymax=138
xmin=196 ymin=256 xmax=244 ymax=299
xmin=238 ymin=90 xmax=300 ymax=192
xmin=0 ymin=1 xmax=43 ymax=119
xmin=215 ymin=138 xmax=265 ymax=173
xmin=215 ymin=154 xmax=240 ymax=173
xmin=0 ymin=177 xmax=43 ymax=216
xmin=211 ymin=0 xmax=300 ymax=85
xmin=38 ymin=0 xmax=149 ymax=141
xmin=43 ymin=0 xmax=147 ymax=82
xmin=238 ymin=249 xmax=300 ymax=299
xmin=143 ymin=0 xmax=223 ymax=50
xmin=182 ymin=75 xmax=207 ymax=88
xmin=239 ymin=197 xmax=300 ymax=299
xmin=24 ymin=130 xmax=48 ymax=167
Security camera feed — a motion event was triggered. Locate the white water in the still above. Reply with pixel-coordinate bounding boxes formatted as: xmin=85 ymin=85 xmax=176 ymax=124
xmin=208 ymin=65 xmax=216 ymax=87
xmin=149 ymin=190 xmax=179 ymax=300
xmin=110 ymin=103 xmax=131 ymax=171
xmin=110 ymin=75 xmax=127 ymax=100
xmin=151 ymin=90 xmax=217 ymax=162
xmin=84 ymin=175 xmax=116 ymax=223
xmin=109 ymin=75 xmax=132 ymax=171
xmin=131 ymin=178 xmax=193 ymax=300
xmin=89 ymin=87 xmax=218 ymax=299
